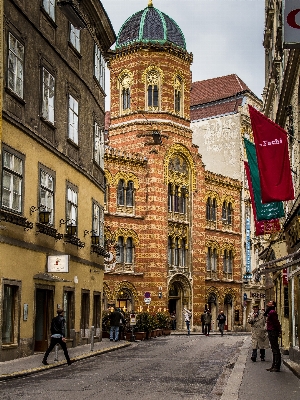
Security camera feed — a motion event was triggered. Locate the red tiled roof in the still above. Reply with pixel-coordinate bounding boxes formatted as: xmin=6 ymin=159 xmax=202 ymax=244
xmin=191 ymin=97 xmax=243 ymax=121
xmin=191 ymin=74 xmax=250 ymax=106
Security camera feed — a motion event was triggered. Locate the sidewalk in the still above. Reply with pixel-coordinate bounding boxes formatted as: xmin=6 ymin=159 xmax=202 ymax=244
xmin=0 ymin=339 xmax=131 ymax=381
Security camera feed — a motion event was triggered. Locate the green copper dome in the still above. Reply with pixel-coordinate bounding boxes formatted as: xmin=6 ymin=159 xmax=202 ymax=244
xmin=115 ymin=3 xmax=186 ymax=50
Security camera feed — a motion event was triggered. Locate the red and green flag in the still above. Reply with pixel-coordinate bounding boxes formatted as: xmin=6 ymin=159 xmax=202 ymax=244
xmin=244 ymin=138 xmax=284 ymax=221
xmin=248 ymin=105 xmax=294 ymax=203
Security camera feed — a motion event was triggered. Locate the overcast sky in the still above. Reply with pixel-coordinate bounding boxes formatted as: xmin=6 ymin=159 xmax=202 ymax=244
xmin=101 ymin=0 xmax=265 ymax=107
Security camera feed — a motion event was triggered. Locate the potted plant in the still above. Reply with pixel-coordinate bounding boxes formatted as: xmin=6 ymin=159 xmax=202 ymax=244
xmin=157 ymin=311 xmax=172 ymax=335
xmin=101 ymin=310 xmax=111 ymax=339
xmin=134 ymin=312 xmax=148 ymax=340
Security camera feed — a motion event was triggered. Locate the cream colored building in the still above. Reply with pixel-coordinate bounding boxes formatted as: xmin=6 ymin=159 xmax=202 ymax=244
xmin=190 ymin=75 xmax=264 ymax=329
xmin=0 ymin=0 xmax=115 ymax=361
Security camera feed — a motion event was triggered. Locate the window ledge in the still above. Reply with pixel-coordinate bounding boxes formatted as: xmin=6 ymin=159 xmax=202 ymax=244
xmin=2 ymin=344 xmax=18 ymax=349
xmin=40 ymin=117 xmax=56 ymax=130
xmin=68 ymin=42 xmax=82 ymax=59
xmin=5 ymin=87 xmax=26 ymax=105
xmin=67 ymin=138 xmax=79 ymax=149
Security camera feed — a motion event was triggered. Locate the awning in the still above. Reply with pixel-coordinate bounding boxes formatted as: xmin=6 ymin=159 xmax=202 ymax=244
xmin=258 ymin=250 xmax=300 ymax=274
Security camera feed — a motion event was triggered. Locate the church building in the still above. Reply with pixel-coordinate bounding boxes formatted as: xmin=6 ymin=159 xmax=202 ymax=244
xmin=103 ymin=1 xmax=243 ymax=330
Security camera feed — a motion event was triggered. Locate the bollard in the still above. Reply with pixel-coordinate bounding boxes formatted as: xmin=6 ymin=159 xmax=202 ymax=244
xmin=54 ymin=343 xmax=59 ymax=361
xmin=90 ymin=325 xmax=95 ymax=351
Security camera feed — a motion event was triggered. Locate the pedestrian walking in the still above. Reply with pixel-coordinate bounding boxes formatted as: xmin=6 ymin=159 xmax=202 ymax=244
xmin=204 ymin=309 xmax=212 ymax=336
xmin=183 ymin=308 xmax=192 ymax=335
xmin=247 ymin=304 xmax=269 ymax=362
xmin=42 ymin=308 xmax=73 ymax=366
xmin=170 ymin=311 xmax=177 ymax=330
xmin=217 ymin=310 xmax=226 ymax=336
xmin=200 ymin=310 xmax=206 ymax=334
xmin=264 ymin=300 xmax=282 ymax=372
xmin=107 ymin=306 xmax=125 ymax=342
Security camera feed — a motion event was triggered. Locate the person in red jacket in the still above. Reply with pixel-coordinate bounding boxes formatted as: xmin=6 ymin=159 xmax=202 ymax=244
xmin=264 ymin=300 xmax=282 ymax=372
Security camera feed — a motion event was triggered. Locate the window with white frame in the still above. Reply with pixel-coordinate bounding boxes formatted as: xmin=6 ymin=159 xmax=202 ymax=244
xmin=70 ymin=24 xmax=80 ymax=52
xmin=68 ymin=94 xmax=79 ymax=144
xmin=43 ymin=0 xmax=55 ymax=20
xmin=67 ymin=184 xmax=78 ymax=232
xmin=40 ymin=167 xmax=54 ymax=225
xmin=42 ymin=68 xmax=55 ymax=123
xmin=94 ymin=122 xmax=104 ymax=169
xmin=94 ymin=44 xmax=105 ymax=89
xmin=8 ymin=33 xmax=24 ymax=98
xmin=92 ymin=202 xmax=104 ymax=246
xmin=2 ymin=149 xmax=23 ymax=212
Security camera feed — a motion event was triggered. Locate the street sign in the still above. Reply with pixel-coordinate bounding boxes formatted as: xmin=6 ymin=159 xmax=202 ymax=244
xmin=130 ymin=314 xmax=136 ymax=326
xmin=144 ymin=297 xmax=151 ymax=304
xmin=243 ymin=293 xmax=247 ymax=301
xmin=144 ymin=292 xmax=151 ymax=298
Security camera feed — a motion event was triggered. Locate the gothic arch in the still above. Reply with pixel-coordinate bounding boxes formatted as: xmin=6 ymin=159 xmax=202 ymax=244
xmin=164 ymin=144 xmax=196 ymax=191
xmin=104 ymin=169 xmax=113 ymax=186
xmin=168 ymin=273 xmax=191 ymax=293
xmin=114 ymin=227 xmax=139 ymax=246
xmin=113 ymin=281 xmax=139 ymax=303
xmin=219 ymin=242 xmax=236 ymax=256
xmin=142 ymin=65 xmax=164 ymax=84
xmin=205 ymin=191 xmax=221 ymax=205
xmin=113 ymin=171 xmax=140 ymax=189
xmin=221 ymin=194 xmax=235 ymax=206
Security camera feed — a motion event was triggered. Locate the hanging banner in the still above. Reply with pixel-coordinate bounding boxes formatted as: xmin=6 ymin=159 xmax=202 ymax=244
xmin=283 ymin=0 xmax=300 ymax=48
xmin=244 ymin=162 xmax=281 ymax=236
xmin=244 ymin=139 xmax=284 ymax=221
xmin=248 ymin=105 xmax=294 ymax=203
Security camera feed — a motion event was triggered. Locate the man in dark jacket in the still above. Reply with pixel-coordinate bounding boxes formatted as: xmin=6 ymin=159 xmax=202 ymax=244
xmin=217 ymin=310 xmax=226 ymax=336
xmin=42 ymin=309 xmax=72 ymax=366
xmin=108 ymin=307 xmax=125 ymax=342
xmin=264 ymin=300 xmax=282 ymax=372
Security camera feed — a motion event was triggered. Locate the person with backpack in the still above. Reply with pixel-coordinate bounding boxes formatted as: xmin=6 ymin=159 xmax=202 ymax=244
xmin=42 ymin=308 xmax=73 ymax=366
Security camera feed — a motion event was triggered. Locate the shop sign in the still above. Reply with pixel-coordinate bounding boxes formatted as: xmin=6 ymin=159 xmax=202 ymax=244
xmin=283 ymin=0 xmax=300 ymax=48
xmin=47 ymin=255 xmax=69 ymax=272
xmin=250 ymin=292 xmax=265 ymax=299
xmin=285 ymin=217 xmax=300 ymax=250
xmin=283 ymin=268 xmax=289 ymax=285
xmin=130 ymin=314 xmax=136 ymax=326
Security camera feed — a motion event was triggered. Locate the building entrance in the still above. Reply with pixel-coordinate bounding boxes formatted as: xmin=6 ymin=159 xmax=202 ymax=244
xmin=34 ymin=288 xmax=54 ymax=352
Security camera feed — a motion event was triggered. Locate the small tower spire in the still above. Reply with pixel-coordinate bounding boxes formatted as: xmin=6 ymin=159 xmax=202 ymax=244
xmin=148 ymin=0 xmax=153 ymax=7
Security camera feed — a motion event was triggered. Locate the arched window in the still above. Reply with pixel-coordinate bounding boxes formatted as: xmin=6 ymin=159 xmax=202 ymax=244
xmin=174 ymin=76 xmax=183 ymax=115
xmin=146 ymin=69 xmax=160 ymax=110
xmin=206 ymin=247 xmax=212 ymax=271
xmin=228 ymin=250 xmax=233 ymax=273
xmin=181 ymin=238 xmax=186 ymax=266
xmin=122 ymin=87 xmax=130 ymax=110
xmin=174 ymin=186 xmax=179 ymax=212
xmin=212 ymin=248 xmax=217 ymax=271
xmin=168 ymin=183 xmax=173 ymax=212
xmin=206 ymin=198 xmax=211 ymax=220
xmin=223 ymin=249 xmax=228 ymax=272
xmin=126 ymin=237 xmax=133 ymax=264
xmin=117 ymin=236 xmax=124 ymax=263
xmin=168 ymin=236 xmax=173 ymax=265
xmin=174 ymin=238 xmax=180 ymax=266
xmin=180 ymin=187 xmax=187 ymax=214
xmin=126 ymin=181 xmax=134 ymax=207
xmin=222 ymin=201 xmax=227 ymax=221
xmin=117 ymin=179 xmax=125 ymax=206
xmin=227 ymin=202 xmax=233 ymax=225
xmin=211 ymin=198 xmax=217 ymax=221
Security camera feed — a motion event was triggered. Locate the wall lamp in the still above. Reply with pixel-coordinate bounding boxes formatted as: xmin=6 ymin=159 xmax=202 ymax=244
xmin=30 ymin=205 xmax=51 ymax=225
xmin=60 ymin=219 xmax=77 ymax=236
xmin=57 ymin=1 xmax=86 ymax=29
xmin=152 ymin=130 xmax=162 ymax=145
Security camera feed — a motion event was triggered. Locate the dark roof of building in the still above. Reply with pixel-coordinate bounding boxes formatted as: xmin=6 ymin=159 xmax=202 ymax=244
xmin=191 ymin=74 xmax=250 ymax=107
xmin=116 ymin=4 xmax=186 ymax=50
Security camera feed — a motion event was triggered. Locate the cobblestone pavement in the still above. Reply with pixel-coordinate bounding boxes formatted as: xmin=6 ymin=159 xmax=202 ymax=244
xmin=0 ymin=334 xmax=299 ymax=400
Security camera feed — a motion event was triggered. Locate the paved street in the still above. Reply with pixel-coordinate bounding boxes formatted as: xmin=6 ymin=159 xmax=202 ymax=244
xmin=0 ymin=334 xmax=299 ymax=400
